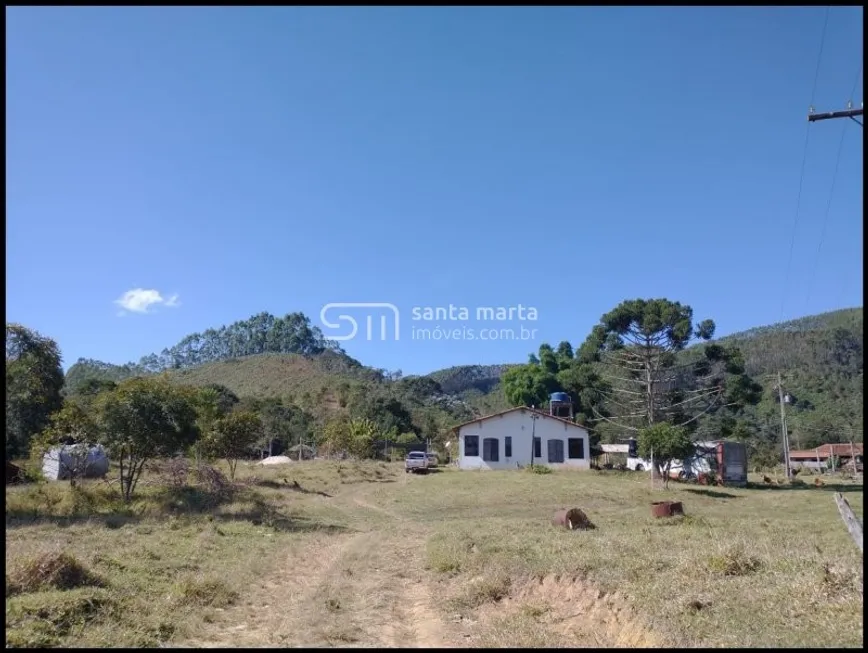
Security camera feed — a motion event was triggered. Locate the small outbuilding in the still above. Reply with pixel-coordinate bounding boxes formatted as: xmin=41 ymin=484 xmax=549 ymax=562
xmin=42 ymin=444 xmax=109 ymax=481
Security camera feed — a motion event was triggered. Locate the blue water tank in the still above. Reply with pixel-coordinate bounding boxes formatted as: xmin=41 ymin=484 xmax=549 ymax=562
xmin=550 ymin=392 xmax=570 ymax=403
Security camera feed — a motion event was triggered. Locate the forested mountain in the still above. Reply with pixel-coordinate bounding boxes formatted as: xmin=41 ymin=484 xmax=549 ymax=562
xmin=60 ymin=307 xmax=863 ymax=460
xmin=710 ymin=308 xmax=863 ymax=449
xmin=64 ymin=312 xmax=349 ymax=394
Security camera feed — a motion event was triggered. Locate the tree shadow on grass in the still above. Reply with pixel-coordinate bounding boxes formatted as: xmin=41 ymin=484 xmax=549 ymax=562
xmin=254 ymin=479 xmax=333 ymax=497
xmin=745 ymin=482 xmax=863 ymax=493
xmin=683 ymin=488 xmax=742 ymax=499
xmin=4 ymin=484 xmax=340 ymax=532
xmin=5 ymin=512 xmax=142 ymax=530
xmin=212 ymin=513 xmax=351 ymax=534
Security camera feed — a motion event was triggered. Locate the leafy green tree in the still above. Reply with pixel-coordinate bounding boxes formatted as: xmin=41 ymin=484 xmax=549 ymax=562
xmin=203 ymin=411 xmax=263 ymax=481
xmin=70 ymin=378 xmax=118 ymax=399
xmin=182 ymin=384 xmax=239 ymax=467
xmin=349 ymin=393 xmax=415 ymax=436
xmin=579 ymin=298 xmax=761 ymax=434
xmin=395 ymin=431 xmax=420 ymax=445
xmin=6 ymin=324 xmax=65 ymax=460
xmin=502 ymin=343 xmax=607 ymax=423
xmin=637 ymin=422 xmax=694 ymax=488
xmin=319 ymin=416 xmax=379 ymax=459
xmin=501 ymin=360 xmax=558 ymax=408
xmin=320 ymin=417 xmax=351 ymax=457
xmin=96 ymin=377 xmax=200 ymax=501
xmin=347 ymin=418 xmax=379 ymax=458
xmin=556 ymin=341 xmax=574 ymax=361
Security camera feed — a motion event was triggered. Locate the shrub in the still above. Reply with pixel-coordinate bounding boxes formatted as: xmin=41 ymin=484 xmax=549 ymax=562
xmin=6 ymin=552 xmax=104 ymax=596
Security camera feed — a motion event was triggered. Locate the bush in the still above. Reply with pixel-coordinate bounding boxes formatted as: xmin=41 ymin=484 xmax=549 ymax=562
xmin=706 ymin=546 xmax=763 ymax=576
xmin=6 ymin=552 xmax=104 ymax=596
xmin=527 ymin=465 xmax=552 ymax=475
xmin=173 ymin=575 xmax=238 ymax=607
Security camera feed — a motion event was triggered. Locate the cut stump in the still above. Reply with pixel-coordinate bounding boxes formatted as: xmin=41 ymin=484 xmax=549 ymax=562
xmin=651 ymin=501 xmax=684 ymax=518
xmin=552 ymin=508 xmax=595 ymax=530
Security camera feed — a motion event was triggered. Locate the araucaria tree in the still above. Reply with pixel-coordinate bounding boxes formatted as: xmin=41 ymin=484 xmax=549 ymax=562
xmin=579 ymin=299 xmax=761 ymax=433
xmin=96 ymin=377 xmax=200 ymax=501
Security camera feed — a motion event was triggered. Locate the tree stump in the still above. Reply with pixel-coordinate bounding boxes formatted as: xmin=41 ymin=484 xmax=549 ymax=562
xmin=651 ymin=501 xmax=684 ymax=518
xmin=552 ymin=508 xmax=595 ymax=530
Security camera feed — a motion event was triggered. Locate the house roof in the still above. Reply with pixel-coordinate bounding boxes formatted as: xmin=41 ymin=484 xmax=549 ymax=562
xmin=789 ymin=443 xmax=863 ymax=459
xmin=451 ymin=406 xmax=590 ymax=433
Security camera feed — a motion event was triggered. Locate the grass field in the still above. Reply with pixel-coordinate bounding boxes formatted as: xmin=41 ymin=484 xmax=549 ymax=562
xmin=5 ymin=461 xmax=864 ymax=648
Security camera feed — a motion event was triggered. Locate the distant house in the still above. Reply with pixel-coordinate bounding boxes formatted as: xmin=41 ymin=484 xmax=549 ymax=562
xmin=451 ymin=402 xmax=591 ymax=471
xmin=789 ymin=443 xmax=863 ymax=471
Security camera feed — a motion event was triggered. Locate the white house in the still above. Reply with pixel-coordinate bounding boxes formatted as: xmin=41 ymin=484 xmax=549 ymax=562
xmin=452 ymin=407 xmax=591 ymax=471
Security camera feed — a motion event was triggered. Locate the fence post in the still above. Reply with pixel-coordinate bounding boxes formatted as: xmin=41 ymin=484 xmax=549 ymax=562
xmin=834 ymin=492 xmax=863 ymax=553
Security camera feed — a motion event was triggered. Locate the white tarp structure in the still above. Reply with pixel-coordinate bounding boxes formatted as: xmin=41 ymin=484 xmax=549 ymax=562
xmin=42 ymin=444 xmax=109 ymax=481
xmin=259 ymin=455 xmax=294 ymax=466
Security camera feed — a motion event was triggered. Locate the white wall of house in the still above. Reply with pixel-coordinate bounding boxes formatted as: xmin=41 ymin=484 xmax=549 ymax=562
xmin=456 ymin=408 xmax=591 ymax=470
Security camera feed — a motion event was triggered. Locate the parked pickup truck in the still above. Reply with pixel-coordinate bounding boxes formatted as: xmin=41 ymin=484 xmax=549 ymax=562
xmin=405 ymin=451 xmax=429 ymax=474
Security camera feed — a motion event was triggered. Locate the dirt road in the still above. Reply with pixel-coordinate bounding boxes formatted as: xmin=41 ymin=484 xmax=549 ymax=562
xmin=180 ymin=484 xmax=456 ymax=648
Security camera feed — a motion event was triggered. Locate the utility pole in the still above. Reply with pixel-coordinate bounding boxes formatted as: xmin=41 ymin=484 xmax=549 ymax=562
xmin=529 ymin=408 xmax=540 ymax=470
xmin=777 ymin=372 xmax=793 ymax=481
xmin=808 ymin=101 xmax=863 ymax=127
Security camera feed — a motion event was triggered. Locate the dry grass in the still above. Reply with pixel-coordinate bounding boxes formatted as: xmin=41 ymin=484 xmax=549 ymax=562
xmin=6 ymin=460 xmax=863 ymax=648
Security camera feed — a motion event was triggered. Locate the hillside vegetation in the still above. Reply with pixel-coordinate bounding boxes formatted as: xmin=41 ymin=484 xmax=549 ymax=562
xmin=60 ymin=307 xmax=863 ymax=460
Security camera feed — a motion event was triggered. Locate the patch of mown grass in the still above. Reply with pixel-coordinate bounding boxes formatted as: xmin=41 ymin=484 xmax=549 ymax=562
xmin=416 ymin=469 xmax=863 ymax=648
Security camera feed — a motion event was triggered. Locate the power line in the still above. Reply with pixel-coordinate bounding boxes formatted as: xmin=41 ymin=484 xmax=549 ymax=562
xmin=833 ymin=62 xmax=864 ymax=309
xmin=779 ymin=6 xmax=831 ymax=325
xmin=775 ymin=8 xmax=833 ymax=383
xmin=805 ymin=120 xmax=848 ymax=310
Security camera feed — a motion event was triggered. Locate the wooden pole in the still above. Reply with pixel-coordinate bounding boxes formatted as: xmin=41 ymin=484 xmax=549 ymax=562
xmin=777 ymin=373 xmax=792 ymax=481
xmin=529 ymin=409 xmax=538 ymax=470
xmin=808 ymin=106 xmax=863 ymax=124
xmin=834 ymin=492 xmax=863 ymax=553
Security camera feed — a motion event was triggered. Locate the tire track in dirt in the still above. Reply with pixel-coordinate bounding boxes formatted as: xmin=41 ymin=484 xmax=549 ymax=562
xmin=471 ymin=574 xmax=665 ymax=648
xmin=177 ymin=485 xmax=455 ymax=648
xmin=348 ymin=491 xmax=456 ymax=648
xmin=177 ymin=531 xmax=367 ymax=648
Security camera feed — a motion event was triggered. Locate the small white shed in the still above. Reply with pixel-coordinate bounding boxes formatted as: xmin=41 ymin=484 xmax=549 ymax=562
xmin=453 ymin=407 xmax=591 ymax=471
xmin=42 ymin=445 xmax=109 ymax=481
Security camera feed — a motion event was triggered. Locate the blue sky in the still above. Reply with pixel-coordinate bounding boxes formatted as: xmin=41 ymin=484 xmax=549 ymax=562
xmin=6 ymin=7 xmax=863 ymax=375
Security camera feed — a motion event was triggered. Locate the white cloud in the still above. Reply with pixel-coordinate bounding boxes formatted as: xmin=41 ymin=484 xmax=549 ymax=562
xmin=114 ymin=288 xmax=181 ymax=315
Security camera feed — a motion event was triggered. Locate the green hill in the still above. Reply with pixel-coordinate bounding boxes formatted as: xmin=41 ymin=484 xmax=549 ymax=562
xmin=712 ymin=308 xmax=863 ymax=448
xmin=62 ymin=307 xmax=863 ymax=454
